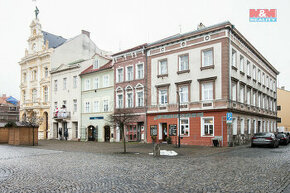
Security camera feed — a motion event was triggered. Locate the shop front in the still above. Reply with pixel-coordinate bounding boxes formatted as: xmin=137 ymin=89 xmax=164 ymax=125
xmin=147 ymin=111 xmax=227 ymax=146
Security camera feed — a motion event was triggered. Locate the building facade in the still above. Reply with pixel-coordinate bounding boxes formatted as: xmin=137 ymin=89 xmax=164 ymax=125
xmin=112 ymin=44 xmax=147 ymax=142
xmin=80 ymin=55 xmax=113 ymax=142
xmin=277 ymin=87 xmax=290 ymax=132
xmin=146 ymin=22 xmax=278 ymax=146
xmin=0 ymin=94 xmax=19 ymax=123
xmin=50 ymin=31 xmax=101 ymax=140
xmin=19 ymin=18 xmax=66 ymax=139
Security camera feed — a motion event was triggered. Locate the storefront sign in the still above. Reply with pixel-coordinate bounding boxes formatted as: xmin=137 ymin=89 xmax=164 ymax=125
xmin=89 ymin=116 xmax=104 ymax=120
xmin=154 ymin=113 xmax=203 ymax=120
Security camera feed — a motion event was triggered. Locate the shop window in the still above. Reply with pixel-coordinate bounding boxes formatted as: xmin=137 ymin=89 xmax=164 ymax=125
xmin=180 ymin=118 xmax=189 ymax=136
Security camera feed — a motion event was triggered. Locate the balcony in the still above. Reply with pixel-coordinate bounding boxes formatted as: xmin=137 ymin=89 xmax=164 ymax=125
xmin=53 ymin=111 xmax=71 ymax=121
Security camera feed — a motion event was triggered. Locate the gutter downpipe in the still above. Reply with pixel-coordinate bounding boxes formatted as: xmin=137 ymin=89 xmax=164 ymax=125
xmin=144 ymin=46 xmax=148 ymax=143
xmin=228 ymin=26 xmax=232 ymax=147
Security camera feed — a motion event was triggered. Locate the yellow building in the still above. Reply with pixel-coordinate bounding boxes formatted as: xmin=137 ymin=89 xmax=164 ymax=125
xmin=277 ymin=87 xmax=290 ymax=132
xmin=19 ymin=14 xmax=66 ymax=139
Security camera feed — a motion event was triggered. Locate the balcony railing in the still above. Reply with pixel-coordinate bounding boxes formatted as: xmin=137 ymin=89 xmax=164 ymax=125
xmin=53 ymin=111 xmax=71 ymax=120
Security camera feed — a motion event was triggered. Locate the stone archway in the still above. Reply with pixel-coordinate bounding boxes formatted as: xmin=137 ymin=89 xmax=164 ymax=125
xmin=104 ymin=125 xmax=110 ymax=142
xmin=87 ymin=125 xmax=96 ymax=141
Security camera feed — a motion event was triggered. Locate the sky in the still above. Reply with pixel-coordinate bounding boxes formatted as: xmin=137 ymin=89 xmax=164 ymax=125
xmin=0 ymin=0 xmax=289 ymax=100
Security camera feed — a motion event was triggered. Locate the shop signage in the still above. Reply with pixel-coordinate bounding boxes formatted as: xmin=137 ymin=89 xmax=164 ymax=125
xmin=90 ymin=116 xmax=104 ymax=120
xmin=154 ymin=113 xmax=203 ymax=120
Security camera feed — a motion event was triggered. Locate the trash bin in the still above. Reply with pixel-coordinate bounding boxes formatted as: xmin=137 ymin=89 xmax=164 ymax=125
xmin=212 ymin=139 xmax=219 ymax=147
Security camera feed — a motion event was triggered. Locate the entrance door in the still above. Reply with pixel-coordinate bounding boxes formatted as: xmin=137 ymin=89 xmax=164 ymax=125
xmin=88 ymin=126 xmax=96 ymax=141
xmin=45 ymin=112 xmax=48 ymax=139
xmin=162 ymin=123 xmax=167 ymax=141
xmin=258 ymin=121 xmax=261 ymax=132
xmin=104 ymin=126 xmax=110 ymax=142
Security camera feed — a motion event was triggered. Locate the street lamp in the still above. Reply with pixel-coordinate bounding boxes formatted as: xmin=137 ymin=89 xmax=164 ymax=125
xmin=176 ymin=91 xmax=181 ymax=148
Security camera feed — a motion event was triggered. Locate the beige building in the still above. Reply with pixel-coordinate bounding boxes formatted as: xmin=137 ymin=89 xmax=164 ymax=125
xmin=19 ymin=16 xmax=66 ymax=139
xmin=277 ymin=87 xmax=290 ymax=132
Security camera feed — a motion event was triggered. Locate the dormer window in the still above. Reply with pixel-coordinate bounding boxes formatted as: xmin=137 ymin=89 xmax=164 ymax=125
xmin=93 ymin=59 xmax=99 ymax=69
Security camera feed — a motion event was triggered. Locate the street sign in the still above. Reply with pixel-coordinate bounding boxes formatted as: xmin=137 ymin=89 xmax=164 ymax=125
xmin=226 ymin=112 xmax=232 ymax=124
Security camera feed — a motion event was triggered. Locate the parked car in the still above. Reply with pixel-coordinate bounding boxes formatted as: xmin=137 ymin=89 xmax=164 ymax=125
xmin=251 ymin=132 xmax=279 ymax=148
xmin=276 ymin=133 xmax=289 ymax=145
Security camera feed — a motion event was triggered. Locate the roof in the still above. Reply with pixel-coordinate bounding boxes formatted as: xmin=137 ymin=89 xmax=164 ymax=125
xmin=0 ymin=122 xmax=37 ymax=128
xmin=0 ymin=96 xmax=19 ymax=106
xmin=42 ymin=31 xmax=67 ymax=48
xmin=80 ymin=60 xmax=113 ymax=75
xmin=112 ymin=43 xmax=147 ymax=56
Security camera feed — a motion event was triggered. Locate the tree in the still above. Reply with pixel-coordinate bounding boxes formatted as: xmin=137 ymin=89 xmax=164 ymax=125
xmin=106 ymin=108 xmax=139 ymax=153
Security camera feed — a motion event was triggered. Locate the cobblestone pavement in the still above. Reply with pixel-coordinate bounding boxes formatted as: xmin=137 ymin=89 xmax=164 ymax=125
xmin=0 ymin=141 xmax=289 ymax=193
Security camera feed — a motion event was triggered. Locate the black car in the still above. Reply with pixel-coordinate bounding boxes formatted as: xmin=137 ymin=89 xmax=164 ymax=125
xmin=276 ymin=133 xmax=289 ymax=145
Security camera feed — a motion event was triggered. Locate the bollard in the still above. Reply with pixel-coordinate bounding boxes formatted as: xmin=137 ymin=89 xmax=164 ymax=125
xmin=153 ymin=143 xmax=160 ymax=157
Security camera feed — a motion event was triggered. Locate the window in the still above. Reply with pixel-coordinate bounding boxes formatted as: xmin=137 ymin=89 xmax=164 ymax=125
xmin=136 ymin=91 xmax=144 ymax=107
xmin=85 ymin=102 xmax=90 ymax=113
xmin=44 ymin=87 xmax=48 ymax=102
xmin=32 ymin=89 xmax=37 ymax=102
xmin=159 ymin=59 xmax=167 ymax=75
xmin=180 ymin=118 xmax=189 ymax=136
xmin=126 ymin=93 xmax=133 ymax=108
xmin=93 ymin=59 xmax=99 ymax=69
xmin=73 ymin=99 xmax=77 ymax=112
xmin=240 ymin=55 xmax=244 ymax=72
xmin=258 ymin=69 xmax=261 ymax=83
xmin=262 ymin=72 xmax=265 ymax=85
xmin=247 ymin=119 xmax=251 ymax=134
xmin=270 ymin=79 xmax=272 ymax=90
xmin=103 ymin=75 xmax=109 ymax=87
xmin=262 ymin=95 xmax=265 ymax=109
xmin=232 ymin=118 xmax=237 ymax=135
xmin=54 ymin=80 xmax=58 ymax=92
xmin=103 ymin=100 xmax=109 ymax=112
xmin=240 ymin=118 xmax=245 ymax=134
xmin=54 ymin=102 xmax=58 ymax=110
xmin=179 ymin=86 xmax=189 ymax=103
xmin=94 ymin=78 xmax=99 ymax=89
xmin=273 ymin=81 xmax=276 ymax=90
xmin=253 ymin=120 xmax=257 ymax=133
xmin=33 ymin=70 xmax=37 ymax=81
xmin=258 ymin=93 xmax=261 ymax=108
xmin=73 ymin=76 xmax=77 ymax=88
xmin=231 ymin=49 xmax=237 ymax=67
xmin=253 ymin=91 xmax=256 ymax=106
xmin=232 ymin=82 xmax=237 ymax=101
xmin=63 ymin=78 xmax=67 ymax=90
xmin=117 ymin=94 xmax=123 ymax=108
xmin=85 ymin=79 xmax=90 ymax=90
xmin=126 ymin=66 xmax=133 ymax=81
xmin=266 ymin=76 xmax=269 ymax=87
xmin=252 ymin=65 xmax=256 ymax=80
xmin=44 ymin=67 xmax=48 ymax=78
xmin=179 ymin=54 xmax=189 ymax=71
xmin=23 ymin=90 xmax=26 ymax=101
xmin=159 ymin=89 xmax=168 ymax=105
xmin=93 ymin=101 xmax=99 ymax=112
xmin=117 ymin=68 xmax=124 ymax=82
xmin=202 ymin=82 xmax=213 ymax=101
xmin=240 ymin=85 xmax=245 ymax=103
xmin=136 ymin=63 xmax=144 ymax=79
xmin=202 ymin=49 xmax=213 ymax=67
xmin=201 ymin=117 xmax=214 ymax=136
xmin=247 ymin=88 xmax=251 ymax=105
xmin=246 ymin=61 xmax=250 ymax=76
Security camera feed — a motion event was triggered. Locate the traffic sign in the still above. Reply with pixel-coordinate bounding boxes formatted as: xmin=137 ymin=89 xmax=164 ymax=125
xmin=226 ymin=112 xmax=232 ymax=124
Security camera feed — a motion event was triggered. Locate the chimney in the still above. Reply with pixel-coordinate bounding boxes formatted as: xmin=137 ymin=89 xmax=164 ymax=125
xmin=197 ymin=22 xmax=205 ymax=30
xmin=81 ymin=30 xmax=90 ymax=38
xmin=2 ymin=94 xmax=6 ymax=98
xmin=281 ymin=86 xmax=285 ymax=90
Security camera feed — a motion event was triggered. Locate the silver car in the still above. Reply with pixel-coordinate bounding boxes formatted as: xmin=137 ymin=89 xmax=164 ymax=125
xmin=251 ymin=132 xmax=279 ymax=148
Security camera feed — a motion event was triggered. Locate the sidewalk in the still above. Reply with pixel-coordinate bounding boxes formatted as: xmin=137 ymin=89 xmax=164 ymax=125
xmin=34 ymin=140 xmax=235 ymax=157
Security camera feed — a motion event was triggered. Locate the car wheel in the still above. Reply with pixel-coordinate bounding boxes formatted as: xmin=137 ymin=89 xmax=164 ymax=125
xmin=251 ymin=143 xmax=255 ymax=148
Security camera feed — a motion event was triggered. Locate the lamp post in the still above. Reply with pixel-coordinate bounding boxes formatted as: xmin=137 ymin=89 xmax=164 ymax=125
xmin=176 ymin=91 xmax=181 ymax=148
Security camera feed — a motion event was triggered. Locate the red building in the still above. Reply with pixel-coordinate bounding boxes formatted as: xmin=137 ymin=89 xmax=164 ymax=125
xmin=112 ymin=44 xmax=147 ymax=142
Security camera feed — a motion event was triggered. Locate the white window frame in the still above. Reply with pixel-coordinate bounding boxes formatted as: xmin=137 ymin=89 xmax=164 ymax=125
xmin=247 ymin=88 xmax=251 ymax=105
xmin=94 ymin=77 xmax=99 ymax=89
xmin=159 ymin=88 xmax=168 ymax=105
xmin=136 ymin=63 xmax=144 ymax=79
xmin=126 ymin=91 xmax=133 ymax=108
xmin=103 ymin=100 xmax=109 ymax=112
xmin=247 ymin=119 xmax=251 ymax=134
xmin=32 ymin=89 xmax=37 ymax=103
xmin=116 ymin=67 xmax=124 ymax=83
xmin=232 ymin=117 xmax=237 ymax=135
xmin=246 ymin=61 xmax=251 ymax=76
xmin=63 ymin=77 xmax=67 ymax=90
xmin=253 ymin=120 xmax=257 ymax=134
xmin=93 ymin=101 xmax=99 ymax=112
xmin=136 ymin=90 xmax=144 ymax=107
xmin=116 ymin=93 xmax=123 ymax=108
xmin=85 ymin=102 xmax=90 ymax=113
xmin=240 ymin=55 xmax=244 ymax=72
xmin=126 ymin=65 xmax=134 ymax=81
xmin=73 ymin=76 xmax=77 ymax=89
xmin=85 ymin=79 xmax=90 ymax=90
xmin=240 ymin=118 xmax=245 ymax=134
xmin=179 ymin=85 xmax=189 ymax=103
xmin=232 ymin=82 xmax=237 ymax=101
xmin=44 ymin=87 xmax=48 ymax=103
xmin=73 ymin=99 xmax=77 ymax=112
xmin=179 ymin=54 xmax=189 ymax=70
xmin=240 ymin=85 xmax=245 ymax=103
xmin=202 ymin=82 xmax=213 ymax=101
xmin=93 ymin=59 xmax=99 ymax=69
xmin=54 ymin=80 xmax=58 ymax=92
xmin=201 ymin=117 xmax=214 ymax=137
xmin=103 ymin=75 xmax=109 ymax=87
xmin=231 ymin=49 xmax=237 ymax=67
xmin=252 ymin=65 xmax=256 ymax=80
xmin=180 ymin=118 xmax=190 ymax=137
xmin=158 ymin=59 xmax=168 ymax=75
xmin=258 ymin=69 xmax=261 ymax=83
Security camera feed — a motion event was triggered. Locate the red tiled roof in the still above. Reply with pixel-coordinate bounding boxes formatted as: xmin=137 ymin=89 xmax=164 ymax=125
xmin=112 ymin=43 xmax=147 ymax=56
xmin=80 ymin=60 xmax=113 ymax=75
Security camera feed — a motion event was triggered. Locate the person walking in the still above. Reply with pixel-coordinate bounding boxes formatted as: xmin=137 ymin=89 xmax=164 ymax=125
xmin=64 ymin=128 xmax=68 ymax=141
xmin=58 ymin=128 xmax=62 ymax=140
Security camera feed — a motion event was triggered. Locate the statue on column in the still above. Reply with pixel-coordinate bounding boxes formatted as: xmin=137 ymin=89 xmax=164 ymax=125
xmin=35 ymin=6 xmax=39 ymax=19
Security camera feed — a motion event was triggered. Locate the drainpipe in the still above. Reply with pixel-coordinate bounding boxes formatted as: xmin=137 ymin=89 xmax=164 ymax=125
xmin=144 ymin=46 xmax=148 ymax=143
xmin=228 ymin=25 xmax=233 ymax=146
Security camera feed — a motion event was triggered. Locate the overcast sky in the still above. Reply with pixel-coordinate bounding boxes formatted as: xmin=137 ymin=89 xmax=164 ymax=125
xmin=0 ymin=0 xmax=289 ymax=99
